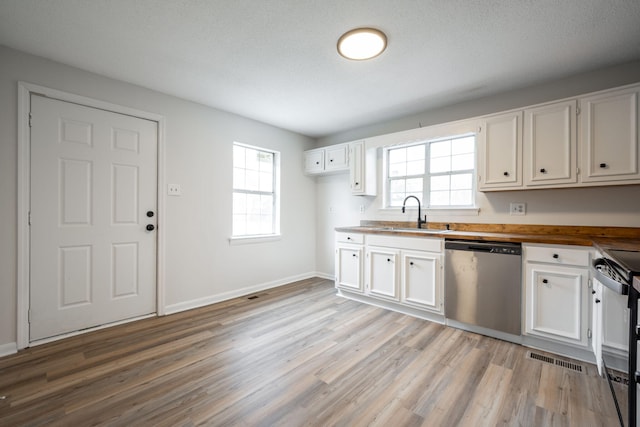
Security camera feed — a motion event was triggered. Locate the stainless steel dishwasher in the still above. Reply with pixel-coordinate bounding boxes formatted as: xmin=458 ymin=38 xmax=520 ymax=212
xmin=444 ymin=240 xmax=522 ymax=336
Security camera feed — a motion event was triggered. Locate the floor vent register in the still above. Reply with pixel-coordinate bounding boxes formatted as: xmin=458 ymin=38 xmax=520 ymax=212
xmin=527 ymin=351 xmax=584 ymax=373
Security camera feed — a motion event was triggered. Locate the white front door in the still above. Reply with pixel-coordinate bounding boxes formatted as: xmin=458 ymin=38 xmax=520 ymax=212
xmin=29 ymin=94 xmax=158 ymax=341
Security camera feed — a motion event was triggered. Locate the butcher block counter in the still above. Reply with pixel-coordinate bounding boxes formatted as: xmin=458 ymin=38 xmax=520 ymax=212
xmin=335 ymin=221 xmax=640 ymax=250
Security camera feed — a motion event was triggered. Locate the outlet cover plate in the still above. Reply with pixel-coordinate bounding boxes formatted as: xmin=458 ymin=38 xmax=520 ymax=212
xmin=510 ymin=202 xmax=526 ymax=215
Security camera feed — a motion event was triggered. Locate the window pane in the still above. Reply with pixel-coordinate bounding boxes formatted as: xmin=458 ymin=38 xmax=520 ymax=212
xmin=390 ymin=179 xmax=406 ymax=194
xmin=431 ymin=175 xmax=450 ymax=191
xmin=233 ymin=192 xmax=246 ymax=214
xmin=451 ymin=153 xmax=474 ymax=171
xmin=406 ymin=178 xmax=423 ymax=193
xmin=260 ymin=195 xmax=273 ymax=215
xmin=259 ymin=172 xmax=272 ymax=192
xmin=406 ymin=159 xmax=425 ymax=175
xmin=407 ymin=145 xmax=425 ymax=160
xmin=232 ymin=214 xmax=246 ymax=236
xmin=450 ymin=190 xmax=473 ymax=205
xmin=245 ymin=170 xmax=259 ymax=189
xmin=452 ymin=136 xmax=474 ymax=155
xmin=430 ymin=156 xmax=451 ymax=173
xmin=390 ymin=192 xmax=406 ymax=206
xmin=233 ymin=168 xmax=246 ymax=190
xmin=233 ymin=146 xmax=245 ymax=168
xmin=451 ymin=173 xmax=472 ymax=190
xmin=389 ymin=147 xmax=406 ymax=164
xmin=430 ymin=191 xmax=450 ymax=206
xmin=430 ymin=140 xmax=451 ymax=158
xmin=246 ymin=148 xmax=259 ymax=171
xmin=389 ymin=162 xmax=407 ymax=177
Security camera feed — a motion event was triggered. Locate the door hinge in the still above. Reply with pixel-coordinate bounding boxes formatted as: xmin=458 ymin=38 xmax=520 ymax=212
xmin=478 ymin=126 xmax=482 ymax=133
xmin=29 ymin=113 xmax=32 ymax=127
xmin=28 ymin=211 xmax=31 ymax=226
xmin=587 ymin=328 xmax=592 ymax=339
xmin=576 ymin=167 xmax=580 ymax=176
xmin=28 ymin=309 xmax=31 ymax=322
xmin=576 ymin=106 xmax=581 ymax=116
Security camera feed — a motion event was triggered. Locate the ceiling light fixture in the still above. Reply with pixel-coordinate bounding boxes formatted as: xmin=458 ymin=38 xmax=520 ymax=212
xmin=337 ymin=28 xmax=387 ymax=60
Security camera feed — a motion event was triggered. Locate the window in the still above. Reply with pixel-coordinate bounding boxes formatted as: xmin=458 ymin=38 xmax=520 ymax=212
xmin=386 ymin=134 xmax=475 ymax=208
xmin=232 ymin=143 xmax=280 ymax=237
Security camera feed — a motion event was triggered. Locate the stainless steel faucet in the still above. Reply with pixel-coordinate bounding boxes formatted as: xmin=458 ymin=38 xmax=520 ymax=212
xmin=402 ymin=195 xmax=427 ymax=229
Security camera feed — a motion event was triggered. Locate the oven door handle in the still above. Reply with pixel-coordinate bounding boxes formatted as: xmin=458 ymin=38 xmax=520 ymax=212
xmin=592 ymin=258 xmax=629 ymax=295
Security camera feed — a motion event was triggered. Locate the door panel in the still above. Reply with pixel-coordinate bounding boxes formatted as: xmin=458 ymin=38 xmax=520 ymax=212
xmin=30 ymin=95 xmax=158 ymax=341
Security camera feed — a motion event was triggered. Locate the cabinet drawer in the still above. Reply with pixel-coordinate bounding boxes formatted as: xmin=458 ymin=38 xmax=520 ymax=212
xmin=524 ymin=244 xmax=591 ymax=267
xmin=336 ymin=232 xmax=364 ymax=244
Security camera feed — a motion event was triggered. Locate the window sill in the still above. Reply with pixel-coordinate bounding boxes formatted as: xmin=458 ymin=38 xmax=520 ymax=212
xmin=379 ymin=207 xmax=480 ymax=216
xmin=229 ymin=234 xmax=282 ymax=245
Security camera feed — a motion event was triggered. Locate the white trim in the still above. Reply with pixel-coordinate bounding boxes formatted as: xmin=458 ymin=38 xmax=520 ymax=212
xmin=164 ymin=272 xmax=318 ymax=315
xmin=17 ymin=81 xmax=167 ymax=348
xmin=228 ymin=234 xmax=282 ymax=245
xmin=0 ymin=342 xmax=18 ymax=358
xmin=314 ymin=271 xmax=334 ymax=280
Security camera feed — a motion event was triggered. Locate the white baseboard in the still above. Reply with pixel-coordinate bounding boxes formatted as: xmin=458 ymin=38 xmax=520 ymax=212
xmin=0 ymin=342 xmax=17 ymax=358
xmin=313 ymin=271 xmax=334 ymax=280
xmin=164 ymin=272 xmax=322 ymax=315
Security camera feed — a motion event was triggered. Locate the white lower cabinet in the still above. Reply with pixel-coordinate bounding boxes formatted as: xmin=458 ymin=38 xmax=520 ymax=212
xmin=524 ymin=244 xmax=591 ymax=349
xmin=335 ymin=232 xmax=365 ymax=293
xmin=336 ymin=232 xmax=443 ymax=316
xmin=401 ymin=250 xmax=441 ymax=312
xmin=366 ymin=246 xmax=400 ymax=300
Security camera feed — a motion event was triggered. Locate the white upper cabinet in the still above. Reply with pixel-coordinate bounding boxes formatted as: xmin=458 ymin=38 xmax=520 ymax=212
xmin=325 ymin=144 xmax=349 ymax=171
xmin=350 ymin=140 xmax=377 ymax=196
xmin=579 ymin=85 xmax=640 ymax=183
xmin=478 ymin=111 xmax=523 ymax=190
xmin=304 ymin=149 xmax=324 ymax=174
xmin=304 ymin=143 xmax=349 ymax=175
xmin=524 ymin=100 xmax=577 ymax=186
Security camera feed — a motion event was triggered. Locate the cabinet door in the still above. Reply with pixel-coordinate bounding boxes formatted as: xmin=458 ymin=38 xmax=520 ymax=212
xmin=304 ymin=149 xmax=324 ymax=174
xmin=478 ymin=112 xmax=523 ymax=190
xmin=401 ymin=250 xmax=441 ymax=313
xmin=525 ymin=263 xmax=589 ymax=347
xmin=367 ymin=246 xmax=399 ymax=300
xmin=524 ymin=100 xmax=577 ymax=186
xmin=325 ymin=144 xmax=349 ymax=171
xmin=335 ymin=245 xmax=363 ymax=292
xmin=580 ymin=86 xmax=640 ymax=182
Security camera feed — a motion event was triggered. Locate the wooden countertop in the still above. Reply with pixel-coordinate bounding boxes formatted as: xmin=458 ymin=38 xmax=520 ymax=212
xmin=335 ymin=221 xmax=640 ymax=251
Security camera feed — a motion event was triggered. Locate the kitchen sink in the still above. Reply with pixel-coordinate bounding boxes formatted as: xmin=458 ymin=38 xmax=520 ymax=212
xmin=359 ymin=226 xmax=451 ymax=234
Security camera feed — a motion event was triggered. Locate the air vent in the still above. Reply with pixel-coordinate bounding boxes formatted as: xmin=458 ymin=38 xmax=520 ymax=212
xmin=527 ymin=351 xmax=583 ymax=373
xmin=247 ymin=295 xmax=259 ymax=300
xmin=608 ymin=372 xmax=629 ymax=386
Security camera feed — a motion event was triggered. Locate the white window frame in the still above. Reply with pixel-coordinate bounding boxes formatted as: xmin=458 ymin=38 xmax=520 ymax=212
xmin=230 ymin=142 xmax=281 ymax=244
xmin=383 ymin=133 xmax=477 ymax=210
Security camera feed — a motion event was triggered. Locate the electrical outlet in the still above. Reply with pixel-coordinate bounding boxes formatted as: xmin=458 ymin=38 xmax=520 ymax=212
xmin=510 ymin=202 xmax=526 ymax=215
xmin=359 ymin=205 xmax=365 ymax=214
xmin=328 ymin=205 xmax=335 ymax=213
xmin=167 ymin=184 xmax=182 ymax=196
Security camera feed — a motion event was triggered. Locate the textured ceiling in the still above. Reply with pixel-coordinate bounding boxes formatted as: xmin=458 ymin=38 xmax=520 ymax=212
xmin=1 ymin=0 xmax=639 ymax=138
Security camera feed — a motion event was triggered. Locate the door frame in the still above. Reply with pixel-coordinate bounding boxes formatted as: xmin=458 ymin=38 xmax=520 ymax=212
xmin=17 ymin=82 xmax=167 ymax=349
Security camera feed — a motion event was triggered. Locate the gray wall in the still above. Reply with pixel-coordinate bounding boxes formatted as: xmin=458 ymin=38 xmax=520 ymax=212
xmin=0 ymin=46 xmax=317 ymax=351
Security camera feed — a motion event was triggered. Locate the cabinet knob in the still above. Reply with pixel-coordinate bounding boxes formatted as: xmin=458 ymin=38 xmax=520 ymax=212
xmin=540 ymin=168 xmax=547 ymax=173
xmin=355 ymin=182 xmax=359 ymax=186
xmin=592 ymin=290 xmax=596 ymax=295
xmin=347 ymin=237 xmax=352 ymax=240
xmin=146 ymin=224 xmax=155 ymax=231
xmin=552 ymin=254 xmax=559 ymax=259
xmin=352 ymin=253 xmax=357 ymax=257
xmin=503 ymin=171 xmax=509 ymax=176
xmin=595 ymin=298 xmax=601 ymax=304
xmin=410 ymin=261 xmax=414 ymax=266
xmin=542 ymin=279 xmax=548 ymax=284
xmin=599 ymin=163 xmax=607 ymax=168
xmin=387 ymin=258 xmax=391 ymax=262
xmin=146 ymin=211 xmax=154 ymax=218
xmin=315 ymin=161 xmax=320 ymax=165
xmin=330 ymin=159 xmax=334 ymax=162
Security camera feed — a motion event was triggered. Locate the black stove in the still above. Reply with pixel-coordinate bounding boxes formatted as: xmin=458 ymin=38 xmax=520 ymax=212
xmin=594 ymin=247 xmax=640 ymax=427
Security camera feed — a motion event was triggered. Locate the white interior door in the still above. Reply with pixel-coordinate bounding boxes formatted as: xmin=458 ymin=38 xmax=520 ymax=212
xmin=29 ymin=94 xmax=158 ymax=341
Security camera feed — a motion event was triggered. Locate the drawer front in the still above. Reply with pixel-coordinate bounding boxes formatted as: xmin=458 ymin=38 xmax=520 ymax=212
xmin=336 ymin=232 xmax=364 ymax=244
xmin=367 ymin=235 xmax=442 ymax=253
xmin=524 ymin=244 xmax=591 ymax=267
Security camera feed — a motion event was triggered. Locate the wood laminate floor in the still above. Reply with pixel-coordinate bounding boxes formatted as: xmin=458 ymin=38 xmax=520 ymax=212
xmin=0 ymin=278 xmax=627 ymax=426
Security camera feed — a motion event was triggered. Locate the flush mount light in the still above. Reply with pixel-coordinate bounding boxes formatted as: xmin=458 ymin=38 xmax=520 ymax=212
xmin=337 ymin=28 xmax=387 ymax=60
